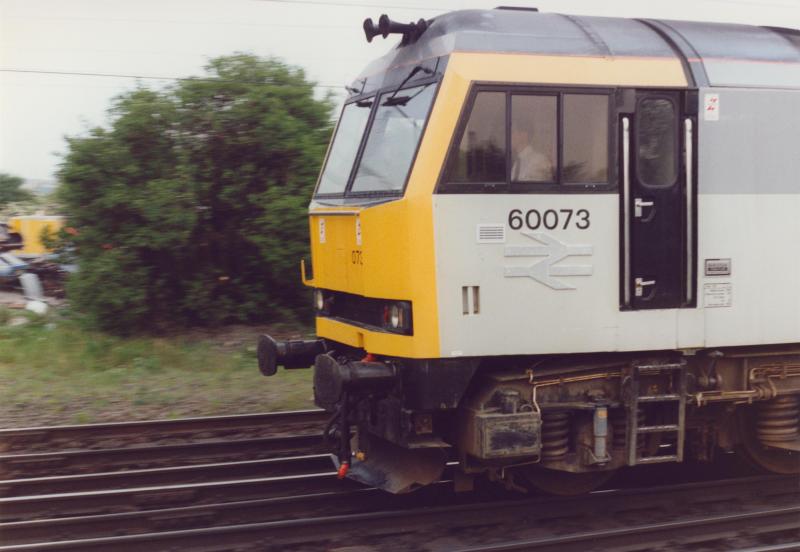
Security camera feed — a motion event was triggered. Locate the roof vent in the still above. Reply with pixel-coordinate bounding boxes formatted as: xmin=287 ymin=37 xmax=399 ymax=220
xmin=495 ymin=6 xmax=539 ymax=11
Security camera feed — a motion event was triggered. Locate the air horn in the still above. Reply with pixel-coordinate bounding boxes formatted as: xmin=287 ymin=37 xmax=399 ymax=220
xmin=363 ymin=14 xmax=429 ymax=44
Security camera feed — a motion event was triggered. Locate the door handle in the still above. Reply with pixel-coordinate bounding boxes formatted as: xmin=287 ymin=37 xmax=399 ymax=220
xmin=685 ymin=118 xmax=694 ymax=304
xmin=634 ymin=198 xmax=654 ymax=218
xmin=634 ymin=277 xmax=656 ymax=297
xmin=622 ymin=117 xmax=631 ymax=306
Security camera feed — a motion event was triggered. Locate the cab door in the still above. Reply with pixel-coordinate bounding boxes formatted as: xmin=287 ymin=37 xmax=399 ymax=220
xmin=621 ymin=91 xmax=696 ymax=310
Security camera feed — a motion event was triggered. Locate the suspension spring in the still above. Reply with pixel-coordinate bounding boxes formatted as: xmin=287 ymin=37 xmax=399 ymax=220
xmin=757 ymin=395 xmax=800 ymax=445
xmin=541 ymin=411 xmax=569 ymax=460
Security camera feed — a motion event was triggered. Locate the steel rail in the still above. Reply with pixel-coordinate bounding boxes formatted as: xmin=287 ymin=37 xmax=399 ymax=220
xmin=1 ymin=463 xmax=459 ymax=524
xmin=0 ymin=482 xmax=459 ymax=545
xmin=0 ymin=454 xmax=335 ymax=497
xmin=737 ymin=544 xmax=800 ymax=552
xmin=0 ymin=433 xmax=324 ymax=479
xmin=0 ymin=409 xmax=327 ymax=454
xmin=0 ymin=471 xmax=364 ymax=523
xmin=452 ymin=505 xmax=800 ymax=551
xmin=0 ymin=474 xmax=794 ymax=551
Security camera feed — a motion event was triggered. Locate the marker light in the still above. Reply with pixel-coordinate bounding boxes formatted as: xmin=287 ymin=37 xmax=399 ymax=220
xmin=314 ymin=290 xmax=325 ymax=312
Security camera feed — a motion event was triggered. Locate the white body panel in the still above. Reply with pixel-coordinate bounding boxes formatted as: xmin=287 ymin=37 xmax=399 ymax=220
xmin=699 ymin=196 xmax=800 ymax=347
xmin=433 ymin=193 xmax=800 ymax=357
xmin=432 ymin=86 xmax=800 ymax=357
xmin=698 ymin=87 xmax=800 ymax=348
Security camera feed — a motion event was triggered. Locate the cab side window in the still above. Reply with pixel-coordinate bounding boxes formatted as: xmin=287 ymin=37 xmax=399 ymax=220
xmin=510 ymin=95 xmax=557 ymax=182
xmin=439 ymin=87 xmax=612 ymax=192
xmin=443 ymin=91 xmax=506 ymax=183
xmin=564 ymin=94 xmax=609 ymax=183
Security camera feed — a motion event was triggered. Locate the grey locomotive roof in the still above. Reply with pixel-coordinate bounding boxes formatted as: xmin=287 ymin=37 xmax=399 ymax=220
xmin=359 ymin=9 xmax=800 ymax=89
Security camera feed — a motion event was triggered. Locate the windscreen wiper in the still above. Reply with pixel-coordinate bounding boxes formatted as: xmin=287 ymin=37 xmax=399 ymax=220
xmin=345 ymin=78 xmax=366 ymax=96
xmin=382 ymin=65 xmax=434 ymax=106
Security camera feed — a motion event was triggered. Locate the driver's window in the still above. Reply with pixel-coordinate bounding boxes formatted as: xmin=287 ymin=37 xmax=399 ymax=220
xmin=443 ymin=91 xmax=506 ymax=184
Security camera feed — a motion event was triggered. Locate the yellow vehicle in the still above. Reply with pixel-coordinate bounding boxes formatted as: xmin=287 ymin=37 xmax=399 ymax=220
xmin=8 ymin=215 xmax=63 ymax=256
xmin=260 ymin=9 xmax=800 ymax=494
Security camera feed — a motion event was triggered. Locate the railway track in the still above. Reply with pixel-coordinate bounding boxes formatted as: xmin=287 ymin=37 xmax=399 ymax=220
xmin=0 ymin=410 xmax=328 ymax=454
xmin=0 ymin=480 xmax=463 ymax=545
xmin=0 ymin=469 xmax=361 ymax=522
xmin=0 ymin=409 xmax=351 ymax=547
xmin=450 ymin=504 xmax=800 ymax=552
xmin=0 ymin=455 xmax=334 ymax=497
xmin=1 ymin=474 xmax=796 ymax=550
xmin=0 ymin=433 xmax=325 ymax=480
xmin=1 ymin=411 xmax=797 ymax=551
xmin=0 ymin=410 xmax=327 ymax=479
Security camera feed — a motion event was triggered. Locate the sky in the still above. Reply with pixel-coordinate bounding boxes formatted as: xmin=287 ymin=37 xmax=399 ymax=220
xmin=2 ymin=0 xmax=800 ymax=182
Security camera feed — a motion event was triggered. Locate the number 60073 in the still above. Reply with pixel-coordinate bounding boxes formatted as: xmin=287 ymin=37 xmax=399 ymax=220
xmin=508 ymin=209 xmax=590 ymax=231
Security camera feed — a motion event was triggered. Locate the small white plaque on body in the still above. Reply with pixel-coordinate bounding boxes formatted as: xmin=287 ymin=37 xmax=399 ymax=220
xmin=355 ymin=218 xmax=362 ymax=246
xmin=704 ymin=93 xmax=720 ymax=121
xmin=704 ymin=282 xmax=732 ymax=307
xmin=318 ymin=218 xmax=326 ymax=244
xmin=704 ymin=258 xmax=731 ymax=276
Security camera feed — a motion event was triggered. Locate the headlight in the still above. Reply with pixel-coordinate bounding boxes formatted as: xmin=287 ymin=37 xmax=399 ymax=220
xmin=389 ymin=304 xmax=402 ymax=328
xmin=314 ymin=289 xmax=325 ymax=312
xmin=386 ymin=302 xmax=410 ymax=332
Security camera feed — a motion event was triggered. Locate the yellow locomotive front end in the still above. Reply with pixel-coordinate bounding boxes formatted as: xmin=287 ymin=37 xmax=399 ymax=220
xmin=302 ymin=62 xmax=450 ymax=362
xmin=258 ymin=47 xmax=461 ymax=491
xmin=305 ymin=193 xmax=440 ymax=360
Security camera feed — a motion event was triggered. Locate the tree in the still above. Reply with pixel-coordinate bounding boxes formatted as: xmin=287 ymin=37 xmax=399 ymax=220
xmin=0 ymin=173 xmax=34 ymax=207
xmin=58 ymin=55 xmax=334 ymax=333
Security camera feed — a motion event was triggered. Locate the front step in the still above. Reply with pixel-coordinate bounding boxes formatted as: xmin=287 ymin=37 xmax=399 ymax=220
xmin=625 ymin=360 xmax=687 ymax=466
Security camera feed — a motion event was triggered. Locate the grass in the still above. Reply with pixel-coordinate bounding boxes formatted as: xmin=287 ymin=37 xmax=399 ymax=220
xmin=0 ymin=311 xmax=315 ymax=427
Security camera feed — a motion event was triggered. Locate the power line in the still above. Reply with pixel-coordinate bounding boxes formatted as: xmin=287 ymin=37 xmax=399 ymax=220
xmin=704 ymin=0 xmax=800 ymax=7
xmin=254 ymin=0 xmax=445 ymax=12
xmin=0 ymin=68 xmax=344 ymax=89
xmin=6 ymin=14 xmax=351 ymax=29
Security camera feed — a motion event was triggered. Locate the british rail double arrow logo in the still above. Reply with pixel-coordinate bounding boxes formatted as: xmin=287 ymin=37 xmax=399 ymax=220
xmin=503 ymin=232 xmax=593 ymax=290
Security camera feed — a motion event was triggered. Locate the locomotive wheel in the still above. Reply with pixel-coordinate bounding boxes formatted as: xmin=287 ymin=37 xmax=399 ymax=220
xmin=737 ymin=405 xmax=800 ymax=475
xmin=516 ymin=466 xmax=616 ymax=496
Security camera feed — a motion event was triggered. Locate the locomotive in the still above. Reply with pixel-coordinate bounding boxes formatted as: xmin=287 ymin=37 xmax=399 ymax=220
xmin=260 ymin=8 xmax=800 ymax=494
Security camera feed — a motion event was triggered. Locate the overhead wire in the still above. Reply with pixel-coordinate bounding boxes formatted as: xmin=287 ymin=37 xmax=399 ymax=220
xmin=3 ymin=14 xmax=352 ymax=28
xmin=253 ymin=0 xmax=446 ymax=11
xmin=0 ymin=68 xmax=345 ymax=90
xmin=2 ymin=1 xmax=435 ymax=92
xmin=703 ymin=0 xmax=800 ymax=7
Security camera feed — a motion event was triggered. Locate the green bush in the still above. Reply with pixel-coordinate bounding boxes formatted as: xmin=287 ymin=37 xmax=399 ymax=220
xmin=57 ymin=55 xmax=334 ymax=333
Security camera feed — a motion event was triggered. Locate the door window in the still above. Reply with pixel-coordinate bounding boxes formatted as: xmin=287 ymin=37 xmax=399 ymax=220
xmin=636 ymin=98 xmax=678 ymax=188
